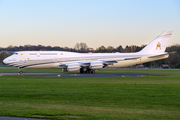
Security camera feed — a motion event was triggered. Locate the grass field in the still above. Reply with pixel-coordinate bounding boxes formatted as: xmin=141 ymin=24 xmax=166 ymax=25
xmin=0 ymin=68 xmax=180 ymax=120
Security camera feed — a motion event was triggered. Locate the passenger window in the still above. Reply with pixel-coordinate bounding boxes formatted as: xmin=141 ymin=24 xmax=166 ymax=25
xmin=14 ymin=53 xmax=18 ymax=55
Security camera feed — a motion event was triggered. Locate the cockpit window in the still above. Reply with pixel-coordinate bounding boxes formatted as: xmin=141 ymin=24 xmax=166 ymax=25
xmin=14 ymin=53 xmax=18 ymax=55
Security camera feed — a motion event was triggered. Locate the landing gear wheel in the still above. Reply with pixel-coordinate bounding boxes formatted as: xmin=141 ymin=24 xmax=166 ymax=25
xmin=19 ymin=69 xmax=23 ymax=74
xmin=80 ymin=68 xmax=95 ymax=74
xmin=87 ymin=69 xmax=91 ymax=74
xmin=80 ymin=70 xmax=83 ymax=73
xmin=91 ymin=70 xmax=95 ymax=74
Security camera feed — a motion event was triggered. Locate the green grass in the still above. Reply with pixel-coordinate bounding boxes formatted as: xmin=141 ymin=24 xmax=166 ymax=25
xmin=0 ymin=66 xmax=180 ymax=73
xmin=0 ymin=75 xmax=180 ymax=119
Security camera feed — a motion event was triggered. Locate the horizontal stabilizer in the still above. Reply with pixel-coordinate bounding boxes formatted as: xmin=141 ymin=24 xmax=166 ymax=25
xmin=148 ymin=51 xmax=176 ymax=58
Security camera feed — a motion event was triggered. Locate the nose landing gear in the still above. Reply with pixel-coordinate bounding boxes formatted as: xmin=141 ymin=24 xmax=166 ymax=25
xmin=19 ymin=68 xmax=23 ymax=74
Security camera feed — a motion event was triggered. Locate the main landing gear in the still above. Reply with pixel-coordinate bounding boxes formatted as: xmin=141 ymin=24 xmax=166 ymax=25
xmin=80 ymin=68 xmax=95 ymax=74
xmin=19 ymin=68 xmax=23 ymax=74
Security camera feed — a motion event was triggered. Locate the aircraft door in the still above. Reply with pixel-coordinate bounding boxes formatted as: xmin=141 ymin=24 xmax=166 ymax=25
xmin=37 ymin=52 xmax=40 ymax=57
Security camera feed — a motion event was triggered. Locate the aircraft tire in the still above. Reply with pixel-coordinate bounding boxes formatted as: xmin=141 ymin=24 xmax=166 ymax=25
xmin=87 ymin=70 xmax=91 ymax=74
xmin=19 ymin=70 xmax=23 ymax=74
xmin=91 ymin=70 xmax=95 ymax=74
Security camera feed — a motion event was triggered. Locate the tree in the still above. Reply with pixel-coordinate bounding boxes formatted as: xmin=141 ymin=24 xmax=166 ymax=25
xmin=107 ymin=46 xmax=115 ymax=53
xmin=0 ymin=52 xmax=8 ymax=64
xmin=116 ymin=45 xmax=124 ymax=52
xmin=96 ymin=46 xmax=107 ymax=53
xmin=74 ymin=43 xmax=80 ymax=51
xmin=74 ymin=42 xmax=88 ymax=53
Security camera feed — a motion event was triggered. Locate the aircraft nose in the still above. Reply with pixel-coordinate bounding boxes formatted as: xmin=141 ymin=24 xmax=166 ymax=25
xmin=3 ymin=58 xmax=8 ymax=64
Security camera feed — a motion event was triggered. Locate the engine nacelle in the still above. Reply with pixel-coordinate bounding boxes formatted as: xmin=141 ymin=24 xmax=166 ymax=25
xmin=62 ymin=63 xmax=80 ymax=72
xmin=90 ymin=61 xmax=103 ymax=69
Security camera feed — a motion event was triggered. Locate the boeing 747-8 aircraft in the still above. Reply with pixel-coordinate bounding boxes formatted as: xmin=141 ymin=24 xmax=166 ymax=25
xmin=3 ymin=31 xmax=173 ymax=74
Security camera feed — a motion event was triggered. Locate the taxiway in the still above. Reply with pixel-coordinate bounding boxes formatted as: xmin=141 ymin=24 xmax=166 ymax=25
xmin=0 ymin=72 xmax=179 ymax=77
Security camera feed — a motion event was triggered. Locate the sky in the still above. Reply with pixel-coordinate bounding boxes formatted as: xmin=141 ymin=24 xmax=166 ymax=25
xmin=0 ymin=0 xmax=180 ymax=49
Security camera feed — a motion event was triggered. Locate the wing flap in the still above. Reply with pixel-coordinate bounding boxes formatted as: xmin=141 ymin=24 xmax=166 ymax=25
xmin=124 ymin=57 xmax=141 ymax=60
xmin=103 ymin=57 xmax=141 ymax=64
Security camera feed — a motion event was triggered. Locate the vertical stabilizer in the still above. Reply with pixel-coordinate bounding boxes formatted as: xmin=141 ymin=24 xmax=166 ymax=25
xmin=139 ymin=31 xmax=173 ymax=53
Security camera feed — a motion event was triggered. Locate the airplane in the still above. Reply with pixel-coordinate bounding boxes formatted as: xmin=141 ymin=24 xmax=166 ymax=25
xmin=3 ymin=31 xmax=173 ymax=74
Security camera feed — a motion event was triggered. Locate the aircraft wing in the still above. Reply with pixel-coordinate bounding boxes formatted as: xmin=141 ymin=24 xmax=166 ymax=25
xmin=59 ymin=56 xmax=142 ymax=71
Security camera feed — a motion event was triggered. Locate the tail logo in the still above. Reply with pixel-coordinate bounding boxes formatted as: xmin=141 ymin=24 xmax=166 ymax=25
xmin=156 ymin=42 xmax=161 ymax=50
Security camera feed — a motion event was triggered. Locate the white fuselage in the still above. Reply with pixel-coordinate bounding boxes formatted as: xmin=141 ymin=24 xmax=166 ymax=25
xmin=3 ymin=51 xmax=168 ymax=69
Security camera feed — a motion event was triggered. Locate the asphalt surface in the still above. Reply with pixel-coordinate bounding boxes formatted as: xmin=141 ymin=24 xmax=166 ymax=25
xmin=0 ymin=116 xmax=49 ymax=120
xmin=0 ymin=72 xmax=179 ymax=77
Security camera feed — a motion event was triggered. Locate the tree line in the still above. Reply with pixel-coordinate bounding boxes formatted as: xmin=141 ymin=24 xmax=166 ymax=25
xmin=0 ymin=43 xmax=180 ymax=68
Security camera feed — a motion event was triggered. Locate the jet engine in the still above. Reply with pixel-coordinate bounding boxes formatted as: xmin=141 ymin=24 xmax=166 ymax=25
xmin=90 ymin=61 xmax=103 ymax=69
xmin=62 ymin=63 xmax=80 ymax=72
